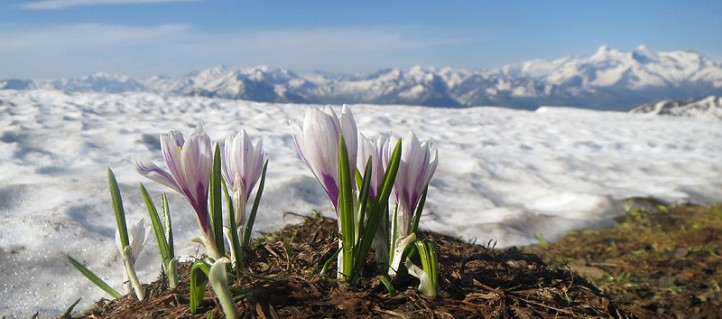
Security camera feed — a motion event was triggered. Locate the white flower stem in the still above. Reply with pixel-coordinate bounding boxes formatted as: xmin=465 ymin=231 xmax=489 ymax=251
xmin=209 ymin=257 xmax=239 ymax=319
xmin=123 ymin=246 xmax=145 ymax=301
xmin=388 ymin=233 xmax=416 ymax=277
xmin=167 ymin=257 xmax=179 ymax=289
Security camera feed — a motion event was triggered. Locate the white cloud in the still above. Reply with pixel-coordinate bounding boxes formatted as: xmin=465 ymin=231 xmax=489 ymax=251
xmin=0 ymin=23 xmax=470 ymax=79
xmin=21 ymin=0 xmax=200 ymax=10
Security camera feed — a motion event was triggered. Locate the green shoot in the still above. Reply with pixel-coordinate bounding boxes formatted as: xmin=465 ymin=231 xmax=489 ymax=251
xmin=209 ymin=144 xmax=226 ymax=259
xmin=189 ymin=258 xmax=212 ymax=314
xmin=107 ymin=169 xmax=129 ymax=249
xmin=337 ymin=135 xmax=355 ymax=280
xmin=66 ymin=255 xmax=122 ymax=299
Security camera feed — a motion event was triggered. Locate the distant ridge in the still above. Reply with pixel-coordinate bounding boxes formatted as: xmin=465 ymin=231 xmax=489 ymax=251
xmin=629 ymin=96 xmax=722 ymax=120
xmin=2 ymin=46 xmax=722 ymax=111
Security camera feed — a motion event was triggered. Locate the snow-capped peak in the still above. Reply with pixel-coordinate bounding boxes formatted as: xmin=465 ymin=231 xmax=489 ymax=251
xmin=2 ymin=46 xmax=722 ymax=111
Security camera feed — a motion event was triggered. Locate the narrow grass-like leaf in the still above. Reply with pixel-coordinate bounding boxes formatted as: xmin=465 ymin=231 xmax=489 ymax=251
xmin=66 ymin=255 xmax=122 ymax=299
xmin=61 ymin=298 xmax=82 ymax=317
xmin=375 ymin=139 xmax=401 ymax=212
xmin=209 ymin=144 xmax=226 ymax=258
xmin=139 ymin=183 xmax=171 ymax=264
xmin=427 ymin=240 xmax=438 ymax=289
xmin=412 ymin=240 xmax=439 ymax=297
xmin=161 ymin=193 xmax=174 ymax=258
xmin=320 ymin=247 xmax=341 ymax=277
xmin=337 ymin=135 xmax=355 ymax=280
xmin=242 ymin=159 xmax=269 ymax=251
xmin=356 ymin=158 xmax=373 ymax=234
xmin=190 ymin=258 xmax=212 ymax=314
xmin=380 ymin=276 xmax=396 ymax=296
xmin=223 ymin=180 xmax=242 ymax=271
xmin=107 ymin=169 xmax=129 ymax=249
xmin=410 ymin=186 xmax=428 ymax=234
xmin=354 ymin=140 xmax=402 ymax=280
xmin=349 ymin=160 xmax=374 ymax=282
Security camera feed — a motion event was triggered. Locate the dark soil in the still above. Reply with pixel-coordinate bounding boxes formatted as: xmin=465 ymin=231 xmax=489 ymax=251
xmin=69 ymin=215 xmax=627 ymax=318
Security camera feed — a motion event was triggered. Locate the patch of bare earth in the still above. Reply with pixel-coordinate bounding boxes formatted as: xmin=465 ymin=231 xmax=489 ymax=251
xmin=70 ymin=216 xmax=625 ymax=318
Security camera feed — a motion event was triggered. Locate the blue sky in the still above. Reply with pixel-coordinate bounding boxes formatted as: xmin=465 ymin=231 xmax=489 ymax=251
xmin=1 ymin=0 xmax=721 ymax=79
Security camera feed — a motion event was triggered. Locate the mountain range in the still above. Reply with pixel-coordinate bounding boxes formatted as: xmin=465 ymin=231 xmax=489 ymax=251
xmin=2 ymin=45 xmax=722 ymax=111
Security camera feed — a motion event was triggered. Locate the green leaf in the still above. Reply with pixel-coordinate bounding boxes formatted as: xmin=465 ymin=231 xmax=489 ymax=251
xmin=375 ymin=139 xmax=402 ymax=212
xmin=320 ymin=247 xmax=341 ymax=277
xmin=412 ymin=240 xmax=439 ymax=297
xmin=223 ymin=179 xmax=242 ymax=271
xmin=355 ymin=158 xmax=373 ymax=234
xmin=139 ymin=183 xmax=171 ymax=264
xmin=379 ymin=276 xmax=396 ymax=296
xmin=353 ymin=139 xmax=402 ymax=281
xmin=209 ymin=144 xmax=226 ymax=258
xmin=190 ymin=258 xmax=212 ymax=314
xmin=61 ymin=298 xmax=82 ymax=317
xmin=107 ymin=169 xmax=129 ymax=249
xmin=242 ymin=159 xmax=269 ymax=251
xmin=349 ymin=159 xmax=374 ymax=282
xmin=66 ymin=255 xmax=122 ymax=299
xmin=410 ymin=186 xmax=428 ymax=234
xmin=161 ymin=193 xmax=174 ymax=258
xmin=337 ymin=135 xmax=355 ymax=280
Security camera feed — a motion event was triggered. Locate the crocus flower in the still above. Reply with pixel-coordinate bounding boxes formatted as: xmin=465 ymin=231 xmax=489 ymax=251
xmin=291 ymin=105 xmax=357 ymax=210
xmin=357 ymin=134 xmax=389 ymax=201
xmin=134 ymin=124 xmax=220 ymax=258
xmin=388 ymin=132 xmax=437 ymax=277
xmin=392 ymin=131 xmax=438 ymax=238
xmin=222 ymin=130 xmax=264 ymax=236
xmin=115 ymin=218 xmax=148 ymax=294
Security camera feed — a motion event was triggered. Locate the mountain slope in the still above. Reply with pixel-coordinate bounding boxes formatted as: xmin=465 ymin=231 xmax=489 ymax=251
xmin=2 ymin=46 xmax=722 ymax=110
xmin=629 ymin=95 xmax=722 ymax=120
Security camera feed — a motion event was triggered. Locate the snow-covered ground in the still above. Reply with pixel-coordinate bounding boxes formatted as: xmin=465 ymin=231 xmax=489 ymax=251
xmin=1 ymin=90 xmax=721 ymax=317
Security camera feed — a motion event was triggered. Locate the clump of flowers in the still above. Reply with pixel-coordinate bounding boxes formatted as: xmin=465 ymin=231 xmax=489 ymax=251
xmin=68 ymin=104 xmax=441 ymax=319
xmin=69 ymin=124 xmax=268 ymax=319
xmin=291 ymin=105 xmax=440 ymax=295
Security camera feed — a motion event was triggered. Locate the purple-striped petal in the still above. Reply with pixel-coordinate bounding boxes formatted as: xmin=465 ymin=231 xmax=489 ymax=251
xmin=134 ymin=158 xmax=182 ymax=193
xmin=393 ymin=131 xmax=438 ymax=236
xmin=291 ymin=106 xmax=358 ymax=211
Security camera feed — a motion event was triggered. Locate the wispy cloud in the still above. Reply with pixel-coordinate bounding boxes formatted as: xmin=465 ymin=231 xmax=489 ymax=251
xmin=0 ymin=23 xmax=471 ymax=78
xmin=21 ymin=0 xmax=200 ymax=10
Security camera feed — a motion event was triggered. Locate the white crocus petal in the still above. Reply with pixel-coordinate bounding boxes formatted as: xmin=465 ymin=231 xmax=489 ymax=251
xmin=339 ymin=104 xmax=358 ymax=173
xmin=114 ymin=218 xmax=148 ymax=293
xmin=128 ymin=218 xmax=148 ymax=264
xmin=222 ymin=131 xmax=264 ymax=232
xmin=394 ymin=131 xmax=438 ymax=237
xmin=358 ymin=134 xmax=389 ymax=200
xmin=134 ymin=159 xmax=182 ymax=194
xmin=291 ymin=105 xmax=359 ymax=211
xmin=115 ymin=218 xmax=148 ymax=264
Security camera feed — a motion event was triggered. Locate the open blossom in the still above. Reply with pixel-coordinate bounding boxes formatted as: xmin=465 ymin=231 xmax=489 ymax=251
xmin=134 ymin=124 xmax=220 ymax=258
xmin=222 ymin=130 xmax=265 ymax=230
xmin=393 ymin=131 xmax=438 ymax=237
xmin=291 ymin=105 xmax=357 ymax=211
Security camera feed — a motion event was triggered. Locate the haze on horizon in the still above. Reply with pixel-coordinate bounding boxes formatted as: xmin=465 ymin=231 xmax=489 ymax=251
xmin=1 ymin=0 xmax=721 ymax=79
